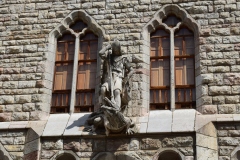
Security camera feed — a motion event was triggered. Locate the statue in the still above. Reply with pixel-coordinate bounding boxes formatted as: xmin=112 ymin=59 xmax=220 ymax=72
xmin=84 ymin=40 xmax=136 ymax=136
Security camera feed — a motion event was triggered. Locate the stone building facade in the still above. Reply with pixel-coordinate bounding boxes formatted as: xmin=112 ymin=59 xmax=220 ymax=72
xmin=0 ymin=0 xmax=240 ymax=160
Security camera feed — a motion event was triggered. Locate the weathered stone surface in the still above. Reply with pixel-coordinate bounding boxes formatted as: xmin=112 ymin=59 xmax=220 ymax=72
xmin=209 ymin=86 xmax=231 ymax=95
xmin=42 ymin=139 xmax=63 ymax=150
xmin=218 ymin=104 xmax=236 ymax=114
xmin=41 ymin=150 xmax=57 ymax=159
xmin=162 ymin=136 xmax=193 ymax=147
xmin=107 ymin=139 xmax=129 ymax=151
xmin=172 ymin=109 xmax=195 ymax=132
xmin=43 ymin=114 xmax=69 ymax=136
xmin=218 ymin=137 xmax=240 ymax=146
xmin=140 ymin=138 xmax=160 ymax=150
xmin=147 ymin=110 xmax=172 ymax=133
xmin=197 ymin=134 xmax=217 ymax=150
xmin=219 ymin=146 xmax=234 ymax=156
xmin=5 ymin=145 xmax=24 ymax=152
xmin=12 ymin=112 xmax=29 ymax=121
xmin=202 ymin=105 xmax=218 ymax=114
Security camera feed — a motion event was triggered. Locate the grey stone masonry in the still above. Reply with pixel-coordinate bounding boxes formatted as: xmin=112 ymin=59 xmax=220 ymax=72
xmin=0 ymin=0 xmax=239 ymax=121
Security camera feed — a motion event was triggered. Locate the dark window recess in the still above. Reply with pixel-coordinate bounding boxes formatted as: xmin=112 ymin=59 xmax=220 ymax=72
xmin=70 ymin=20 xmax=88 ymax=33
xmin=75 ymin=32 xmax=98 ymax=112
xmin=150 ymin=16 xmax=196 ymax=110
xmin=150 ymin=29 xmax=170 ymax=110
xmin=51 ymin=33 xmax=75 ymax=113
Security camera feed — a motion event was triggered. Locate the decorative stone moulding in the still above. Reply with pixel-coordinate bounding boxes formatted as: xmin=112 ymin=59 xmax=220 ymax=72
xmin=143 ymin=4 xmax=200 ymax=37
xmin=231 ymin=146 xmax=240 ymax=160
xmin=152 ymin=148 xmax=185 ymax=160
xmin=142 ymin=4 xmax=201 ymax=111
xmin=50 ymin=150 xmax=79 ymax=160
xmin=48 ymin=10 xmax=109 ymax=40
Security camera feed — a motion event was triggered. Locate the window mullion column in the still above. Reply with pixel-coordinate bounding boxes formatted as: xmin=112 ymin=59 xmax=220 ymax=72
xmin=70 ymin=36 xmax=79 ymax=113
xmin=170 ymin=29 xmax=175 ymax=110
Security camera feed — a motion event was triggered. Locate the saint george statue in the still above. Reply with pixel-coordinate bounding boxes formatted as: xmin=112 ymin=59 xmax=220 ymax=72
xmin=84 ymin=40 xmax=136 ymax=136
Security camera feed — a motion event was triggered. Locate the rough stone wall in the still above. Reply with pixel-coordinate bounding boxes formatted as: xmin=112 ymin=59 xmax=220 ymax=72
xmin=0 ymin=1 xmax=239 ymax=120
xmin=217 ymin=122 xmax=240 ymax=160
xmin=0 ymin=129 xmax=27 ymax=160
xmin=40 ymin=134 xmax=194 ymax=160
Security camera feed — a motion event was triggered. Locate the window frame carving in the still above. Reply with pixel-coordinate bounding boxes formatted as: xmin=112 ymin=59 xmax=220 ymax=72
xmin=46 ymin=10 xmax=109 ymax=114
xmin=142 ymin=4 xmax=200 ymax=111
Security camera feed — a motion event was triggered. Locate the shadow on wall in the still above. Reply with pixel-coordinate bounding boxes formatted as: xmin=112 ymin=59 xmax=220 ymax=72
xmin=0 ymin=150 xmax=9 ymax=160
xmin=65 ymin=114 xmax=90 ymax=130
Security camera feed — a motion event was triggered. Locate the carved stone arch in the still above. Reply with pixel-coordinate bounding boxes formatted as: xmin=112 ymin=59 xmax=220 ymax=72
xmin=141 ymin=4 xmax=201 ymax=112
xmin=41 ymin=10 xmax=109 ymax=114
xmin=231 ymin=146 xmax=240 ymax=160
xmin=0 ymin=143 xmax=12 ymax=160
xmin=49 ymin=10 xmax=109 ymax=40
xmin=143 ymin=4 xmax=200 ymax=37
xmin=50 ymin=150 xmax=78 ymax=160
xmin=152 ymin=148 xmax=185 ymax=160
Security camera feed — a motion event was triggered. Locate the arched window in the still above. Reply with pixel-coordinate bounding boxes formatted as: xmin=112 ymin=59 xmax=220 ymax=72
xmin=51 ymin=20 xmax=98 ymax=113
xmin=150 ymin=15 xmax=196 ymax=110
xmin=158 ymin=150 xmax=181 ymax=160
xmin=56 ymin=153 xmax=76 ymax=160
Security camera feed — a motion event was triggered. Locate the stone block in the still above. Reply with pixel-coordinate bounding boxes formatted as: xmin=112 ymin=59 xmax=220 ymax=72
xmin=162 ymin=136 xmax=193 ymax=147
xmin=196 ymin=146 xmax=218 ymax=160
xmin=15 ymin=95 xmax=31 ymax=103
xmin=218 ymin=104 xmax=236 ymax=114
xmin=232 ymin=86 xmax=240 ymax=94
xmin=172 ymin=109 xmax=196 ymax=132
xmin=218 ymin=137 xmax=240 ymax=146
xmin=225 ymin=96 xmax=239 ymax=104
xmin=23 ymin=45 xmax=38 ymax=52
xmin=139 ymin=122 xmax=147 ymax=133
xmin=42 ymin=114 xmax=70 ymax=136
xmin=209 ymin=86 xmax=231 ymax=95
xmin=219 ymin=146 xmax=235 ymax=156
xmin=129 ymin=138 xmax=139 ymax=151
xmin=202 ymin=105 xmax=218 ymax=114
xmin=0 ymin=113 xmax=12 ymax=122
xmin=208 ymin=66 xmax=230 ymax=73
xmin=141 ymin=138 xmax=161 ymax=150
xmin=9 ymin=121 xmax=28 ymax=129
xmin=64 ymin=113 xmax=91 ymax=136
xmin=0 ymin=137 xmax=14 ymax=145
xmin=0 ymin=122 xmax=11 ymax=129
xmin=23 ymin=103 xmax=35 ymax=112
xmin=5 ymin=145 xmax=24 ymax=152
xmin=12 ymin=112 xmax=29 ymax=121
xmin=42 ymin=139 xmax=63 ymax=150
xmin=6 ymin=46 xmax=23 ymax=54
xmin=196 ymin=134 xmax=217 ymax=150
xmin=224 ymin=73 xmax=240 ymax=85
xmin=24 ymin=139 xmax=40 ymax=155
xmin=14 ymin=136 xmax=25 ymax=145
xmin=5 ymin=104 xmax=22 ymax=112
xmin=147 ymin=110 xmax=172 ymax=133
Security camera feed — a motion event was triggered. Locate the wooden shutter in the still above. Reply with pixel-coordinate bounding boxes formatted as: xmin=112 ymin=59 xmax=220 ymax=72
xmin=75 ymin=32 xmax=98 ymax=112
xmin=174 ymin=27 xmax=195 ymax=109
xmin=51 ymin=34 xmax=75 ymax=113
xmin=150 ymin=29 xmax=170 ymax=110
